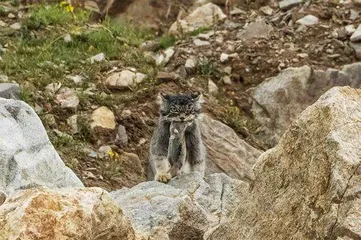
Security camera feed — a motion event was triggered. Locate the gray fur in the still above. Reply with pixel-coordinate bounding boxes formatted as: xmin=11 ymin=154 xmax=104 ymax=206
xmin=148 ymin=93 xmax=206 ymax=182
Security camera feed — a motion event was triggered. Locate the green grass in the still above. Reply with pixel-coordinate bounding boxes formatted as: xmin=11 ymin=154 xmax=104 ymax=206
xmin=190 ymin=27 xmax=212 ymax=36
xmin=198 ymin=58 xmax=216 ymax=76
xmin=158 ymin=35 xmax=176 ymax=49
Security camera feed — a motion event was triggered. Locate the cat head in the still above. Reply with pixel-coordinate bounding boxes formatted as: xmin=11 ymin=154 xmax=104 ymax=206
xmin=157 ymin=92 xmax=204 ymax=122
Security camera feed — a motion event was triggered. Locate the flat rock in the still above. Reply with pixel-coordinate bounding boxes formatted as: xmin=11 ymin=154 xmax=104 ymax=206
xmin=91 ymin=106 xmax=116 ymax=130
xmin=169 ymin=3 xmax=226 ymax=35
xmin=156 ymin=71 xmax=179 ymax=82
xmin=0 ymin=188 xmax=137 ymax=239
xmin=110 ymin=172 xmax=248 ymax=239
xmin=210 ymin=86 xmax=361 ymax=240
xmin=155 ymin=47 xmax=174 ymax=66
xmin=251 ymin=63 xmax=361 ymax=145
xmin=0 ymin=99 xmax=83 ymax=194
xmin=90 ymin=52 xmax=105 ymax=63
xmin=350 ymin=24 xmax=361 ymax=42
xmin=237 ymin=20 xmax=273 ymax=40
xmin=9 ymin=22 xmax=21 ymax=30
xmin=279 ymin=0 xmax=303 ymax=10
xmin=193 ymin=39 xmax=211 ymax=46
xmin=0 ymin=83 xmax=20 ymax=100
xmin=55 ymin=87 xmax=79 ymax=109
xmin=201 ymin=114 xmax=262 ymax=181
xmin=208 ymin=79 xmax=218 ymax=94
xmin=106 ymin=70 xmax=146 ymax=89
xmin=350 ymin=42 xmax=361 ymax=59
xmin=296 ymin=14 xmax=319 ymax=26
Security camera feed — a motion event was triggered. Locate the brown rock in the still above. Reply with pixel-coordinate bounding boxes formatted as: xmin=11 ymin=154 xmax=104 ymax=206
xmin=0 ymin=187 xmax=138 ymax=239
xmin=210 ymin=87 xmax=361 ymax=239
xmin=201 ymin=114 xmax=262 ymax=182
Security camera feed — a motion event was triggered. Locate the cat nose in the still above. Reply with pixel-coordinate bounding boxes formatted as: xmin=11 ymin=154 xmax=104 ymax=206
xmin=180 ymin=116 xmax=185 ymax=121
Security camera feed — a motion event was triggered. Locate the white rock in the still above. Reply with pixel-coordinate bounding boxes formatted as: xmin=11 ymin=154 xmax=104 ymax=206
xmin=185 ymin=58 xmax=197 ymax=69
xmin=55 ymin=87 xmax=79 ymax=109
xmin=279 ymin=0 xmax=303 ymax=10
xmin=91 ymin=106 xmax=116 ymax=130
xmin=297 ymin=53 xmax=309 ymax=58
xmin=0 ymin=99 xmax=83 ymax=194
xmin=223 ymin=66 xmax=232 ymax=74
xmin=9 ymin=22 xmax=21 ymax=30
xmin=105 ymin=70 xmax=146 ymax=89
xmin=67 ymin=115 xmax=78 ymax=134
xmin=110 ymin=173 xmax=248 ymax=239
xmin=350 ymin=24 xmax=361 ymax=42
xmin=0 ymin=75 xmax=8 ymax=83
xmin=90 ymin=53 xmax=105 ymax=63
xmin=169 ymin=3 xmax=226 ymax=35
xmin=208 ymin=79 xmax=219 ymax=94
xmin=66 ymin=75 xmax=83 ymax=84
xmin=220 ymin=53 xmax=229 ymax=63
xmin=237 ymin=19 xmax=273 ymax=40
xmin=193 ymin=39 xmax=211 ymax=46
xmin=45 ymin=82 xmax=62 ymax=95
xmin=197 ymin=31 xmax=215 ymax=40
xmin=64 ymin=33 xmax=72 ymax=43
xmin=155 ymin=47 xmax=174 ymax=66
xmin=260 ymin=6 xmax=273 ymax=15
xmin=98 ymin=145 xmax=112 ymax=159
xmin=0 ymin=20 xmax=6 ymax=27
xmin=222 ymin=76 xmax=232 ymax=84
xmin=345 ymin=24 xmax=356 ymax=35
xmin=296 ymin=15 xmax=319 ymax=26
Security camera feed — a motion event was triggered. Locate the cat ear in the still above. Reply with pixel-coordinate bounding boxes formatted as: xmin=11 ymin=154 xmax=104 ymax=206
xmin=157 ymin=93 xmax=169 ymax=105
xmin=192 ymin=92 xmax=204 ymax=104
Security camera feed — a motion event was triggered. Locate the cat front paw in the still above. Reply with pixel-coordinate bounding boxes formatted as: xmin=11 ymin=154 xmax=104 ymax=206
xmin=155 ymin=173 xmax=172 ymax=183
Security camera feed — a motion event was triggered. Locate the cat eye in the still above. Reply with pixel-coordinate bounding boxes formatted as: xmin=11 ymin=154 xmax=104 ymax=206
xmin=169 ymin=106 xmax=177 ymax=113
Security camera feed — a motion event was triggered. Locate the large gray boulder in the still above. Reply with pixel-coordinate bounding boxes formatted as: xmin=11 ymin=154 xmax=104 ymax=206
xmin=201 ymin=114 xmax=262 ymax=182
xmin=110 ymin=173 xmax=247 ymax=240
xmin=0 ymin=99 xmax=83 ymax=194
xmin=210 ymin=86 xmax=361 ymax=239
xmin=251 ymin=62 xmax=361 ymax=145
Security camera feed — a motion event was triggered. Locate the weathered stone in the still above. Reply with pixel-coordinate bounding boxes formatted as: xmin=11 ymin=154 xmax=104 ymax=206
xmin=0 ymin=188 xmax=137 ymax=239
xmin=0 ymin=191 xmax=5 ymax=206
xmin=155 ymin=47 xmax=174 ymax=66
xmin=116 ymin=124 xmax=128 ymax=147
xmin=220 ymin=53 xmax=229 ymax=63
xmin=279 ymin=0 xmax=303 ymax=10
xmin=91 ymin=106 xmax=116 ymax=130
xmin=169 ymin=3 xmax=226 ymax=35
xmin=0 ymin=83 xmax=20 ymax=100
xmin=55 ymin=87 xmax=79 ymax=109
xmin=66 ymin=74 xmax=83 ymax=84
xmin=0 ymin=99 xmax=83 ymax=194
xmin=193 ymin=39 xmax=211 ymax=46
xmin=0 ymin=75 xmax=8 ymax=83
xmin=9 ymin=22 xmax=21 ymax=30
xmin=201 ymin=114 xmax=262 ymax=181
xmin=345 ymin=25 xmax=356 ymax=35
xmin=106 ymin=70 xmax=146 ymax=89
xmin=63 ymin=33 xmax=72 ymax=43
xmin=210 ymin=86 xmax=361 ymax=240
xmin=296 ymin=14 xmax=319 ymax=26
xmin=90 ymin=52 xmax=105 ymax=63
xmin=349 ymin=42 xmax=361 ymax=59
xmin=251 ymin=63 xmax=361 ymax=145
xmin=237 ymin=19 xmax=273 ymax=40
xmin=185 ymin=58 xmax=197 ymax=69
xmin=260 ymin=6 xmax=273 ymax=15
xmin=45 ymin=82 xmax=62 ymax=95
xmin=350 ymin=24 xmax=361 ymax=42
xmin=208 ymin=79 xmax=219 ymax=94
xmin=110 ymin=172 xmax=247 ymax=239
xmin=156 ymin=71 xmax=180 ymax=82
xmin=67 ymin=114 xmax=78 ymax=134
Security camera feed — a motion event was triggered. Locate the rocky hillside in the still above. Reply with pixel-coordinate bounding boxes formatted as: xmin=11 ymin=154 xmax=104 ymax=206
xmin=1 ymin=0 xmax=361 ymax=239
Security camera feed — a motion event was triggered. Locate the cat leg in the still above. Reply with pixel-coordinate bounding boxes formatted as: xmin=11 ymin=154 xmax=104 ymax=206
xmin=152 ymin=155 xmax=172 ymax=183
